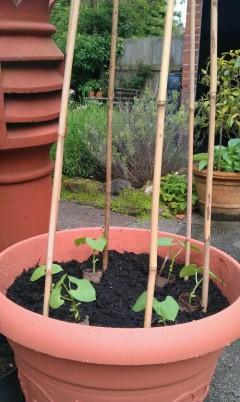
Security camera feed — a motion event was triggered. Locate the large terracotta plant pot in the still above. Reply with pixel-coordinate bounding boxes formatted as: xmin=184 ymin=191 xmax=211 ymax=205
xmin=0 ymin=227 xmax=240 ymax=402
xmin=193 ymin=164 xmax=240 ymax=220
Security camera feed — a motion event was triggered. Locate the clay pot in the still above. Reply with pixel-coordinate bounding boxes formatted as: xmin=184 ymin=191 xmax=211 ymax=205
xmin=193 ymin=164 xmax=240 ymax=220
xmin=89 ymin=90 xmax=95 ymax=98
xmin=96 ymin=90 xmax=103 ymax=99
xmin=0 ymin=227 xmax=240 ymax=401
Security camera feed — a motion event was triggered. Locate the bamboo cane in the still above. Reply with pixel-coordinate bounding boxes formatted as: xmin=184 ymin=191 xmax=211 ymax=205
xmin=43 ymin=0 xmax=81 ymax=317
xmin=103 ymin=0 xmax=119 ymax=271
xmin=144 ymin=0 xmax=175 ymax=328
xmin=185 ymin=0 xmax=196 ymax=274
xmin=201 ymin=0 xmax=218 ymax=313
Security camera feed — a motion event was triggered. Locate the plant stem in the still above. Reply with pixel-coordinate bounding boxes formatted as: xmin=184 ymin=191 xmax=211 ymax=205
xmin=189 ymin=277 xmax=203 ymax=305
xmin=92 ymin=250 xmax=96 ymax=273
xmin=159 ymin=254 xmax=168 ymax=276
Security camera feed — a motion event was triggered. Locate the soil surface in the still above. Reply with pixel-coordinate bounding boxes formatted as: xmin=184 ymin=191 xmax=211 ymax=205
xmin=7 ymin=252 xmax=229 ymax=328
xmin=0 ymin=335 xmax=16 ymax=376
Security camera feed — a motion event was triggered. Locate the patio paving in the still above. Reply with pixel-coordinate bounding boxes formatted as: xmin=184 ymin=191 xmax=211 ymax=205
xmin=58 ymin=200 xmax=240 ymax=402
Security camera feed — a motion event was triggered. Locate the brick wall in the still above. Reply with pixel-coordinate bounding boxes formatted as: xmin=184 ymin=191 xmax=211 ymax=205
xmin=181 ymin=0 xmax=203 ymax=102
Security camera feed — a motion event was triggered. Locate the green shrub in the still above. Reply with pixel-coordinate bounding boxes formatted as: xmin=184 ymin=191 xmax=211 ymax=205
xmin=53 ymin=91 xmax=189 ymax=187
xmin=51 ymin=104 xmax=106 ymax=178
xmin=160 ymin=173 xmax=197 ymax=217
xmin=75 ymin=91 xmax=188 ymax=187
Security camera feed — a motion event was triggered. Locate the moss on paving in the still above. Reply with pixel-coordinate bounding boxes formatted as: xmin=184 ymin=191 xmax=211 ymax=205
xmin=61 ymin=177 xmax=105 ymax=208
xmin=61 ymin=177 xmax=153 ymax=219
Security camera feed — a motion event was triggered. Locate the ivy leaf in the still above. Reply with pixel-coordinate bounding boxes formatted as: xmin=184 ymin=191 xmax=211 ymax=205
xmin=30 ymin=264 xmax=63 ymax=282
xmin=68 ymin=277 xmax=96 ymax=302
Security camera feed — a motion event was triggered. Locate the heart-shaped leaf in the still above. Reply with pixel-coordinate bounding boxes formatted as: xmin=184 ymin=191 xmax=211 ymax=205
xmin=153 ymin=296 xmax=179 ymax=322
xmin=68 ymin=277 xmax=96 ymax=302
xmin=30 ymin=264 xmax=63 ymax=281
xmin=86 ymin=236 xmax=107 ymax=252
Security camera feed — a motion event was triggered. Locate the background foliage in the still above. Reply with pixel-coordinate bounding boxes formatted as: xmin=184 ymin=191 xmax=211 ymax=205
xmin=51 ymin=0 xmax=183 ymax=98
xmin=52 ymin=91 xmax=189 ymax=187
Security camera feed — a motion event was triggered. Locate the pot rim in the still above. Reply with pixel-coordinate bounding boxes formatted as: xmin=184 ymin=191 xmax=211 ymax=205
xmin=0 ymin=227 xmax=240 ymax=365
xmin=193 ymin=164 xmax=240 ymax=179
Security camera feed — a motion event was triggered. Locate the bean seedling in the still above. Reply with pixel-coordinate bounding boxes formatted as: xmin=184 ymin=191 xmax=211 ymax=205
xmin=74 ymin=236 xmax=107 ymax=273
xmin=157 ymin=237 xmax=200 ymax=280
xmin=179 ymin=264 xmax=226 ymax=306
xmin=30 ymin=265 xmax=96 ymax=322
xmin=132 ymin=291 xmax=179 ymax=326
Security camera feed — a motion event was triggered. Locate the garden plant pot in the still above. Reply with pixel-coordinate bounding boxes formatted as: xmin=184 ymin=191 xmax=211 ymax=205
xmin=96 ymin=90 xmax=103 ymax=99
xmin=0 ymin=227 xmax=240 ymax=401
xmin=89 ymin=90 xmax=95 ymax=98
xmin=193 ymin=164 xmax=240 ymax=220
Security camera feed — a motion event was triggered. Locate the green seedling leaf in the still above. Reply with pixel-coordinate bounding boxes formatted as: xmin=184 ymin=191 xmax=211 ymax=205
xmin=189 ymin=244 xmax=201 ymax=252
xmin=195 ymin=267 xmax=226 ymax=286
xmin=179 ymin=264 xmax=198 ymax=278
xmin=74 ymin=237 xmax=87 ymax=247
xmin=49 ymin=274 xmax=67 ymax=309
xmin=208 ymin=270 xmax=227 ymax=287
xmin=132 ymin=291 xmax=147 ymax=312
xmin=30 ymin=264 xmax=63 ymax=281
xmin=68 ymin=276 xmax=96 ymax=302
xmin=180 ymin=265 xmax=226 ymax=287
xmin=182 ymin=242 xmax=201 ymax=252
xmin=157 ymin=237 xmax=175 ymax=247
xmin=86 ymin=236 xmax=107 ymax=252
xmin=153 ymin=296 xmax=179 ymax=322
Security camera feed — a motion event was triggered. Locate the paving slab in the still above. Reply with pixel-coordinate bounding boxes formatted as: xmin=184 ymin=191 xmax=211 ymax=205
xmin=58 ymin=200 xmax=240 ymax=401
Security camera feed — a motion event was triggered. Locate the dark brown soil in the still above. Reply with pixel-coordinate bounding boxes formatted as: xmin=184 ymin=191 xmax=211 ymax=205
xmin=7 ymin=251 xmax=229 ymax=328
xmin=0 ymin=335 xmax=16 ymax=376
